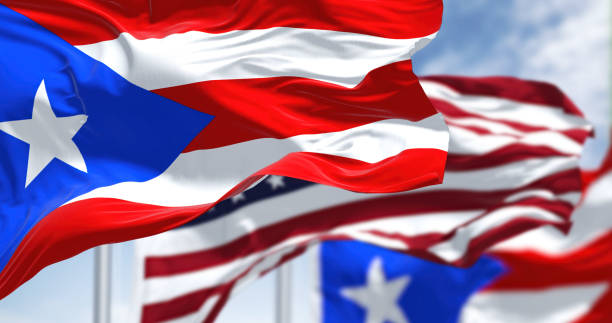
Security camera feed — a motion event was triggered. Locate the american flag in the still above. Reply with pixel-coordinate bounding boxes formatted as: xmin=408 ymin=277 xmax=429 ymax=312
xmin=132 ymin=76 xmax=592 ymax=322
xmin=0 ymin=0 xmax=448 ymax=298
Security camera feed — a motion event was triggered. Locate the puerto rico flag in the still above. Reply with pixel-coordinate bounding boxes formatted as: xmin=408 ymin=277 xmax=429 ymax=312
xmin=316 ymin=240 xmax=503 ymax=323
xmin=0 ymin=1 xmax=448 ymax=299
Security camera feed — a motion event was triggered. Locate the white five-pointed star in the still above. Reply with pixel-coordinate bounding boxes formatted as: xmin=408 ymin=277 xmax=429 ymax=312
xmin=266 ymin=175 xmax=285 ymax=190
xmin=231 ymin=192 xmax=246 ymax=203
xmin=0 ymin=80 xmax=88 ymax=187
xmin=341 ymin=257 xmax=411 ymax=323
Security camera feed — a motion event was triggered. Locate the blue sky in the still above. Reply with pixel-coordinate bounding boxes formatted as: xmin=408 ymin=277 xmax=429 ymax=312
xmin=0 ymin=1 xmax=609 ymax=322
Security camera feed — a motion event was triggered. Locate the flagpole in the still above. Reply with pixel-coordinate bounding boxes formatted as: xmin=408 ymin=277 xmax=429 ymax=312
xmin=276 ymin=263 xmax=292 ymax=323
xmin=94 ymin=245 xmax=112 ymax=323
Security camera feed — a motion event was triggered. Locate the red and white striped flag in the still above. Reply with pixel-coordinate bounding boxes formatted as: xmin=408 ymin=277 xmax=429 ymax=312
xmin=132 ymin=76 xmax=592 ymax=323
xmin=461 ymin=140 xmax=612 ymax=323
xmin=0 ymin=0 xmax=448 ymax=298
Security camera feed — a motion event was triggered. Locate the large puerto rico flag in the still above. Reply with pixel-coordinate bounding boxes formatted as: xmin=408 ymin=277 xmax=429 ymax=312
xmin=0 ymin=0 xmax=448 ymax=299
xmin=131 ymin=76 xmax=591 ymax=323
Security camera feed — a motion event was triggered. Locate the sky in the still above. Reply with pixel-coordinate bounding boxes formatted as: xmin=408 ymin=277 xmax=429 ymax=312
xmin=0 ymin=1 xmax=609 ymax=322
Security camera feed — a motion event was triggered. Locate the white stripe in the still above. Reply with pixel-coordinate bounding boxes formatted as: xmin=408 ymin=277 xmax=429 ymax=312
xmin=77 ymin=28 xmax=436 ymax=90
xmin=438 ymin=156 xmax=578 ymax=192
xmin=143 ymin=252 xmax=259 ymax=304
xmin=448 ymin=126 xmax=583 ymax=155
xmin=446 ymin=117 xmax=528 ymax=136
xmin=460 ymin=283 xmax=609 ymax=323
xmin=428 ymin=206 xmax=565 ymax=263
xmin=66 ymin=116 xmax=448 ymax=207
xmin=504 ymin=190 xmax=581 ymax=205
xmin=445 ymin=116 xmax=586 ymax=138
xmin=340 ymin=231 xmax=409 ymax=250
xmin=421 ymin=81 xmax=592 ymax=131
xmin=139 ymin=211 xmax=480 ymax=303
xmin=332 ymin=211 xmax=482 ymax=246
xmin=493 ymin=171 xmax=612 ymax=254
xmin=293 ymin=115 xmax=448 ymax=163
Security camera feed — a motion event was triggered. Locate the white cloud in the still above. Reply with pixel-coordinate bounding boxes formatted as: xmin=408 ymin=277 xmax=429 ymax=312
xmin=516 ymin=2 xmax=608 ymax=116
xmin=421 ymin=0 xmax=609 ymax=167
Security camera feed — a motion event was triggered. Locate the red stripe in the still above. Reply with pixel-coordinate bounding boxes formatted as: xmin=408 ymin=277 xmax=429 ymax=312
xmin=445 ymin=145 xmax=574 ymax=171
xmin=141 ymin=281 xmax=229 ymax=323
xmin=484 ymin=231 xmax=612 ymax=323
xmin=487 ymin=231 xmax=612 ymax=290
xmin=433 ymin=99 xmax=591 ymax=144
xmin=150 ymin=60 xmax=437 ymax=151
xmin=0 ymin=199 xmax=212 ymax=300
xmin=445 ymin=120 xmax=500 ymax=137
xmin=446 ymin=120 xmax=589 ymax=145
xmin=422 ymin=76 xmax=585 ymax=117
xmin=144 ymin=170 xmax=580 ymax=277
xmin=4 ymin=0 xmax=443 ymax=45
xmin=256 ymin=149 xmax=446 ymax=194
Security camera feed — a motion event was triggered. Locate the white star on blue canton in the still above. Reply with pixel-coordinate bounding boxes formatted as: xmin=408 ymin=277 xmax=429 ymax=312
xmin=231 ymin=192 xmax=246 ymax=203
xmin=266 ymin=175 xmax=285 ymax=190
xmin=341 ymin=257 xmax=411 ymax=323
xmin=0 ymin=80 xmax=88 ymax=187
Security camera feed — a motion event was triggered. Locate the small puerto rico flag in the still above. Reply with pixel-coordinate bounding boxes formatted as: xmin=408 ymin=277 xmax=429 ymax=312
xmin=315 ymin=240 xmax=503 ymax=323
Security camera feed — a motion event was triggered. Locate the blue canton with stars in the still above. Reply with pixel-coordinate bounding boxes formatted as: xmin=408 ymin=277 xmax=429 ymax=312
xmin=319 ymin=241 xmax=505 ymax=323
xmin=0 ymin=4 xmax=213 ymax=272
xmin=180 ymin=175 xmax=315 ymax=228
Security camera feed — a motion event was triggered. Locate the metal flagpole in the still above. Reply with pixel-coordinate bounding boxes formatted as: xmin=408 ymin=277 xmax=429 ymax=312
xmin=94 ymin=245 xmax=112 ymax=323
xmin=276 ymin=263 xmax=292 ymax=323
